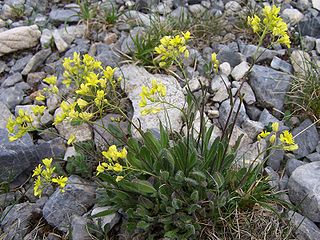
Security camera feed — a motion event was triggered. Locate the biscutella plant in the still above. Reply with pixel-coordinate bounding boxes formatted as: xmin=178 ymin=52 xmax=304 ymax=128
xmin=247 ymin=5 xmax=290 ymax=48
xmin=32 ymin=158 xmax=68 ymax=197
xmin=154 ymin=31 xmax=190 ymax=68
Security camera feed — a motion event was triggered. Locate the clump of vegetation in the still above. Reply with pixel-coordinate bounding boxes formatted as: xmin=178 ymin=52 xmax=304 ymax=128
xmin=6 ymin=4 xmax=298 ymax=239
xmin=287 ymin=59 xmax=320 ymax=121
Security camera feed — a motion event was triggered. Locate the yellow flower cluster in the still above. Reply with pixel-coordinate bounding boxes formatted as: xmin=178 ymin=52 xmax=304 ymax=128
xmin=32 ymin=158 xmax=68 ymax=197
xmin=154 ymin=31 xmax=191 ymax=68
xmin=211 ymin=53 xmax=219 ymax=73
xmin=139 ymin=79 xmax=166 ymax=116
xmin=52 ymin=54 xmax=121 ymax=125
xmin=35 ymin=76 xmax=59 ymax=101
xmin=96 ymin=145 xmax=127 ymax=182
xmin=247 ymin=5 xmax=290 ymax=48
xmin=6 ymin=107 xmax=46 ymax=142
xmin=257 ymin=122 xmax=298 ymax=151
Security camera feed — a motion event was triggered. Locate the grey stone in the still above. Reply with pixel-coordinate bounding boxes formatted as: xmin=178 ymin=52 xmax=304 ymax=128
xmin=290 ymin=50 xmax=311 ymax=78
xmin=240 ymin=82 xmax=256 ymax=105
xmin=219 ymin=98 xmax=248 ymax=128
xmin=217 ymin=47 xmax=243 ymax=67
xmin=91 ymin=206 xmax=121 ymax=232
xmin=245 ymin=105 xmax=261 ymax=121
xmin=38 ymin=127 xmax=58 ymax=141
xmin=1 ymin=72 xmax=22 ymax=88
xmin=292 ymin=119 xmax=319 ymax=158
xmin=54 ymin=107 xmax=93 ymax=143
xmin=22 ymin=48 xmax=52 ymax=75
xmin=71 ymin=215 xmax=93 ymax=240
xmin=0 ymin=25 xmax=41 ymax=56
xmin=249 ymin=65 xmax=292 ymax=111
xmin=188 ymin=4 xmax=206 ymax=16
xmin=116 ymin=65 xmax=184 ymax=138
xmin=26 ymin=72 xmax=46 ymax=89
xmin=258 ymin=109 xmax=279 ymax=126
xmin=297 ymin=0 xmax=310 ymax=11
xmin=211 ymin=74 xmax=230 ymax=92
xmin=219 ymin=62 xmax=231 ymax=76
xmin=49 ymin=9 xmax=80 ymax=24
xmin=0 ymin=86 xmax=24 ymax=110
xmin=231 ymin=61 xmax=250 ymax=81
xmin=301 ymin=36 xmax=316 ymax=51
xmin=212 ymin=87 xmax=229 ymax=102
xmin=0 ymin=192 xmax=16 ymax=209
xmin=239 ymin=43 xmax=285 ymax=63
xmin=264 ymin=166 xmax=280 ymax=190
xmin=53 ymin=29 xmax=69 ymax=53
xmin=225 ymin=1 xmax=241 ymax=16
xmin=298 ymin=17 xmax=320 ymax=38
xmin=43 ymin=175 xmax=96 ymax=232
xmin=306 ymin=152 xmax=320 ymax=162
xmin=0 ymin=137 xmax=66 ymax=183
xmin=94 ymin=43 xmax=121 ymax=68
xmin=1 ymin=202 xmax=37 ymax=240
xmin=40 ymin=29 xmax=53 ymax=48
xmin=312 ymin=0 xmax=320 ymax=11
xmin=287 ymin=211 xmax=320 ymax=240
xmin=288 ymin=161 xmax=320 ymax=222
xmin=267 ymin=149 xmax=284 ymax=171
xmin=10 ymin=54 xmax=32 ymax=73
xmin=121 ymin=10 xmax=159 ymax=27
xmin=286 ymin=158 xmax=306 ymax=177
xmin=170 ymin=6 xmax=189 ymax=19
xmin=241 ymin=119 xmax=264 ymax=139
xmin=94 ymin=114 xmax=129 ymax=150
xmin=282 ymin=8 xmax=304 ymax=26
xmin=270 ymin=56 xmax=293 ymax=74
xmin=121 ymin=27 xmax=145 ymax=54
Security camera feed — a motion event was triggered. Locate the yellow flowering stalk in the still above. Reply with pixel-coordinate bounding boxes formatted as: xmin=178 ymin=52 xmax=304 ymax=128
xmin=279 ymin=130 xmax=298 ymax=151
xmin=31 ymin=158 xmax=68 ymax=197
xmin=97 ymin=145 xmax=127 ymax=181
xmin=139 ymin=79 xmax=167 ymax=116
xmin=211 ymin=53 xmax=219 ymax=73
xmin=154 ymin=31 xmax=190 ymax=68
xmin=247 ymin=5 xmax=290 ymax=48
xmin=6 ymin=109 xmax=37 ymax=142
xmin=257 ymin=122 xmax=298 ymax=152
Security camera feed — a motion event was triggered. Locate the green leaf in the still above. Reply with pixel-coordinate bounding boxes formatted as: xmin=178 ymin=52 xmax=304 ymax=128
xmin=164 ymin=230 xmax=178 ymax=238
xmin=132 ymin=179 xmax=157 ymax=194
xmin=166 ymin=206 xmax=176 ymax=214
xmin=108 ymin=123 xmax=125 ymax=139
xmin=159 ymin=122 xmax=169 ymax=148
xmin=137 ymin=220 xmax=150 ymax=230
xmin=160 ymin=170 xmax=170 ymax=181
xmin=190 ymin=190 xmax=199 ymax=202
xmin=171 ymin=198 xmax=182 ymax=210
xmin=187 ymin=204 xmax=201 ymax=214
xmin=91 ymin=207 xmax=117 ymax=218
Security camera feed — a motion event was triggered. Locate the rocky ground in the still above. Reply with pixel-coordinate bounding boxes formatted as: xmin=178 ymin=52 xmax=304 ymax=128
xmin=0 ymin=0 xmax=320 ymax=239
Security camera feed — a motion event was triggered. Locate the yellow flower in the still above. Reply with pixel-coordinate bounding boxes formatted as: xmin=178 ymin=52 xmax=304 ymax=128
xmin=283 ymin=144 xmax=299 ymax=151
xmin=79 ymin=112 xmax=93 ymax=121
xmin=116 ymin=176 xmax=124 ymax=182
xmin=67 ymin=134 xmax=76 ymax=145
xmin=31 ymin=105 xmax=46 ymax=116
xmin=41 ymin=167 xmax=55 ymax=181
xmin=211 ymin=52 xmax=219 ymax=72
xmin=77 ymin=98 xmax=89 ymax=109
xmin=62 ymin=78 xmax=72 ymax=87
xmin=102 ymin=145 xmax=119 ymax=161
xmin=257 ymin=130 xmax=271 ymax=141
xmin=113 ymin=163 xmax=123 ymax=172
xmin=272 ymin=122 xmax=279 ymax=132
xmin=117 ymin=147 xmax=127 ymax=159
xmin=53 ymin=112 xmax=67 ymax=125
xmin=42 ymin=158 xmax=52 ymax=168
xmin=279 ymin=130 xmax=295 ymax=145
xmin=6 ymin=116 xmax=15 ymax=134
xmin=32 ymin=164 xmax=42 ymax=177
xmin=76 ymin=83 xmax=90 ymax=95
xmin=34 ymin=176 xmax=42 ymax=197
xmin=35 ymin=92 xmax=46 ymax=101
xmin=96 ymin=163 xmax=105 ymax=175
xmin=103 ymin=66 xmax=116 ymax=80
xmin=247 ymin=15 xmax=261 ymax=33
xmin=269 ymin=134 xmax=276 ymax=144
xmin=52 ymin=176 xmax=68 ymax=190
xmin=277 ymin=34 xmax=291 ymax=48
xmin=139 ymin=96 xmax=147 ymax=107
xmin=43 ymin=76 xmax=57 ymax=85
